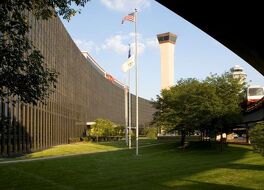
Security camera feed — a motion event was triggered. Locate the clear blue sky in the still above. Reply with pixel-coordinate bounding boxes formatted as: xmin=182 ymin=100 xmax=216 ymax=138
xmin=61 ymin=0 xmax=264 ymax=100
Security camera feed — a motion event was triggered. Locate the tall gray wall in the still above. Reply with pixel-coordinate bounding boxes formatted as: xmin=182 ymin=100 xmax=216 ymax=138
xmin=0 ymin=15 xmax=155 ymax=156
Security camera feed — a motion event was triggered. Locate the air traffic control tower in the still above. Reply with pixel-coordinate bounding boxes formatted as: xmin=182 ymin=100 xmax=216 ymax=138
xmin=157 ymin=32 xmax=177 ymax=90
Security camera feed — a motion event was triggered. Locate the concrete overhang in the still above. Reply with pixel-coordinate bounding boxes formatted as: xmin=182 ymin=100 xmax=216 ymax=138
xmin=86 ymin=122 xmax=96 ymax=125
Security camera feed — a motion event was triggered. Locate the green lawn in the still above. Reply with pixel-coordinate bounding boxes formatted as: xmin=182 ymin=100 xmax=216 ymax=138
xmin=0 ymin=141 xmax=263 ymax=190
xmin=0 ymin=138 xmax=161 ymax=161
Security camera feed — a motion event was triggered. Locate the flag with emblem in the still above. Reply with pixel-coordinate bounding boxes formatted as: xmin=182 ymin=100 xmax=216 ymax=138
xmin=122 ymin=45 xmax=135 ymax=72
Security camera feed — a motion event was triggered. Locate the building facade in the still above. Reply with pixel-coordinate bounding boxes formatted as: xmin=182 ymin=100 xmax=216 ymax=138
xmin=0 ymin=15 xmax=155 ymax=156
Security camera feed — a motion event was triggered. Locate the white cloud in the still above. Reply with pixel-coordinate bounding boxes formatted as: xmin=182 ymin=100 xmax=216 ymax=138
xmin=74 ymin=39 xmax=96 ymax=52
xmin=102 ymin=34 xmax=146 ymax=56
xmin=145 ymin=38 xmax=159 ymax=49
xmin=100 ymin=0 xmax=150 ymax=12
xmin=102 ymin=35 xmax=128 ymax=54
xmin=95 ymin=46 xmax=101 ymax=53
xmin=75 ymin=34 xmax=156 ymax=57
xmin=131 ymin=42 xmax=145 ymax=55
xmin=129 ymin=32 xmax=142 ymax=39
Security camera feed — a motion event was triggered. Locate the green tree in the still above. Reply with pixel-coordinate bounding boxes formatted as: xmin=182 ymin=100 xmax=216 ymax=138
xmin=143 ymin=127 xmax=158 ymax=139
xmin=249 ymin=123 xmax=264 ymax=155
xmin=0 ymin=0 xmax=90 ymax=104
xmin=152 ymin=72 xmax=244 ymax=147
xmin=90 ymin=118 xmax=116 ymax=142
xmin=153 ymin=79 xmax=220 ymax=146
xmin=113 ymin=125 xmax=125 ymax=136
xmin=205 ymin=72 xmax=244 ymax=135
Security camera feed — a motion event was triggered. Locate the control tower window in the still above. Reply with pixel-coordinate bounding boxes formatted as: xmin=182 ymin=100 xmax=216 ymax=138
xmin=163 ymin=36 xmax=169 ymax=41
xmin=169 ymin=36 xmax=176 ymax=42
xmin=158 ymin=36 xmax=169 ymax=42
xmin=158 ymin=37 xmax=163 ymax=42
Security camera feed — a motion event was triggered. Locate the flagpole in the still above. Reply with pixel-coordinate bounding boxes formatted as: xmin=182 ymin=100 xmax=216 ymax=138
xmin=134 ymin=8 xmax=139 ymax=156
xmin=125 ymin=81 xmax=128 ymax=146
xmin=128 ymin=70 xmax=131 ymax=149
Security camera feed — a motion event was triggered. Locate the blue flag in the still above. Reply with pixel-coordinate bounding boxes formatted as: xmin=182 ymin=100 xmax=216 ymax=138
xmin=128 ymin=44 xmax=131 ymax=58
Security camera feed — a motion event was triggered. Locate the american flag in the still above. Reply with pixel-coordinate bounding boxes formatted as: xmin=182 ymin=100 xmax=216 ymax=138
xmin=122 ymin=12 xmax=135 ymax=24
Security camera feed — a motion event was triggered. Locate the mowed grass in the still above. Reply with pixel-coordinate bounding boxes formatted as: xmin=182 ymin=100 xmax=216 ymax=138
xmin=0 ymin=141 xmax=263 ymax=190
xmin=21 ymin=141 xmax=128 ymax=159
xmin=24 ymin=138 xmax=162 ymax=159
xmin=0 ymin=138 xmax=160 ymax=161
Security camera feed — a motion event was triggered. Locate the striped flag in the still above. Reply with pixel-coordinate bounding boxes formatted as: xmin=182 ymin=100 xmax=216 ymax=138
xmin=122 ymin=12 xmax=135 ymax=24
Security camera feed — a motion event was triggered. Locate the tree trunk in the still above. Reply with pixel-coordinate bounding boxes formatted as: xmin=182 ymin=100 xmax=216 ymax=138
xmin=246 ymin=124 xmax=249 ymax=144
xmin=220 ymin=130 xmax=223 ymax=152
xmin=181 ymin=130 xmax=186 ymax=147
xmin=96 ymin=135 xmax=98 ymax=142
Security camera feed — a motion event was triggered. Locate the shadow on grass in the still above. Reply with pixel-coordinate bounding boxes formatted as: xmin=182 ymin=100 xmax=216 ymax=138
xmin=96 ymin=138 xmax=175 ymax=150
xmin=0 ymin=139 xmax=172 ymax=162
xmin=222 ymin=163 xmax=264 ymax=171
xmin=0 ymin=141 xmax=263 ymax=190
xmin=165 ymin=180 xmax=254 ymax=190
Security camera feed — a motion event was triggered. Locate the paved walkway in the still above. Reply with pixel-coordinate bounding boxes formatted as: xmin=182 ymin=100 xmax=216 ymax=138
xmin=0 ymin=142 xmax=176 ymax=164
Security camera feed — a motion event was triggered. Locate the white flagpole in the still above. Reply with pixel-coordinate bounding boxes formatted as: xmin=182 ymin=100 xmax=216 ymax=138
xmin=134 ymin=8 xmax=139 ymax=156
xmin=125 ymin=83 xmax=128 ymax=146
xmin=128 ymin=70 xmax=131 ymax=149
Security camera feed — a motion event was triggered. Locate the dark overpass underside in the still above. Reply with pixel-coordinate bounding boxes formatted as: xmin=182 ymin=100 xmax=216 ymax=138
xmin=156 ymin=1 xmax=264 ymax=75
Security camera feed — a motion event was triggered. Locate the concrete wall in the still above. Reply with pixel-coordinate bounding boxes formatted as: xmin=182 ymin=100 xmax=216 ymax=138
xmin=159 ymin=42 xmax=175 ymax=90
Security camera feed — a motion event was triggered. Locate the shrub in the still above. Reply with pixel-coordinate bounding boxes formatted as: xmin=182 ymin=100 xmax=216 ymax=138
xmin=130 ymin=130 xmax=136 ymax=140
xmin=81 ymin=137 xmax=90 ymax=142
xmin=68 ymin=137 xmax=81 ymax=144
xmin=90 ymin=118 xmax=117 ymax=142
xmin=144 ymin=127 xmax=158 ymax=139
xmin=249 ymin=123 xmax=264 ymax=155
xmin=113 ymin=125 xmax=125 ymax=136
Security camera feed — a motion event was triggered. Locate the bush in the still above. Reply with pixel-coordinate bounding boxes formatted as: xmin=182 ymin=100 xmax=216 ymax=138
xmin=144 ymin=127 xmax=158 ymax=139
xmin=130 ymin=130 xmax=136 ymax=140
xmin=81 ymin=136 xmax=90 ymax=142
xmin=249 ymin=123 xmax=264 ymax=155
xmin=90 ymin=118 xmax=120 ymax=142
xmin=113 ymin=125 xmax=125 ymax=136
xmin=68 ymin=137 xmax=81 ymax=144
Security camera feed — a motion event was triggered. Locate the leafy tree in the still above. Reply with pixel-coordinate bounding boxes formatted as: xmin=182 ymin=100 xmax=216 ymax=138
xmin=0 ymin=0 xmax=90 ymax=104
xmin=153 ymin=79 xmax=220 ymax=146
xmin=204 ymin=72 xmax=244 ymax=135
xmin=113 ymin=125 xmax=125 ymax=136
xmin=90 ymin=118 xmax=116 ymax=142
xmin=249 ymin=123 xmax=264 ymax=156
xmin=143 ymin=127 xmax=158 ymax=139
xmin=90 ymin=120 xmax=105 ymax=142
xmin=152 ymin=72 xmax=244 ymax=147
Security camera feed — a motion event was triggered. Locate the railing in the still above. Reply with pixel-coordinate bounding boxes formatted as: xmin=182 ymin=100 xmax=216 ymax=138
xmin=245 ymin=97 xmax=264 ymax=113
xmin=83 ymin=52 xmax=127 ymax=89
